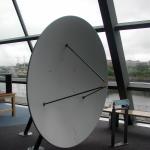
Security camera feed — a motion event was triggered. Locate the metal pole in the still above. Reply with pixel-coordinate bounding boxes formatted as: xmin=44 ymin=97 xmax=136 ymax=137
xmin=19 ymin=117 xmax=33 ymax=136
xmin=12 ymin=0 xmax=33 ymax=52
xmin=5 ymin=74 xmax=12 ymax=93
xmin=24 ymin=117 xmax=33 ymax=135
xmin=111 ymin=103 xmax=116 ymax=147
xmin=98 ymin=0 xmax=134 ymax=124
xmin=124 ymin=108 xmax=128 ymax=144
xmin=33 ymin=135 xmax=43 ymax=150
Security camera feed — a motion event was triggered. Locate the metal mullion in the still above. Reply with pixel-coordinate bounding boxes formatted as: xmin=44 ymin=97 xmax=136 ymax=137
xmin=1 ymin=20 xmax=150 ymax=45
xmin=98 ymin=0 xmax=134 ymax=111
xmin=0 ymin=35 xmax=39 ymax=45
xmin=94 ymin=20 xmax=150 ymax=32
xmin=12 ymin=0 xmax=33 ymax=52
xmin=115 ymin=20 xmax=150 ymax=31
xmin=94 ymin=25 xmax=105 ymax=32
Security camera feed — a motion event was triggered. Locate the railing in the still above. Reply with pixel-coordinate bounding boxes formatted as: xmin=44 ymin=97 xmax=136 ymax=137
xmin=1 ymin=77 xmax=150 ymax=91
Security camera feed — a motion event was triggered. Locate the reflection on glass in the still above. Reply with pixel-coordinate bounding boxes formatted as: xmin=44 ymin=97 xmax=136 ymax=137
xmin=17 ymin=0 xmax=103 ymax=34
xmin=0 ymin=0 xmax=24 ymax=39
xmin=121 ymin=29 xmax=150 ymax=82
xmin=0 ymin=42 xmax=31 ymax=78
xmin=114 ymin=0 xmax=150 ymax=23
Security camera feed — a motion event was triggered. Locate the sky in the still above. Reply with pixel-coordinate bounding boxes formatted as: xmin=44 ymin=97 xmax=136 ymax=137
xmin=0 ymin=0 xmax=150 ymax=66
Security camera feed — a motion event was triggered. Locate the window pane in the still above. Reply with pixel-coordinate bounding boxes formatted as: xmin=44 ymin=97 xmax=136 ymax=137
xmin=0 ymin=0 xmax=24 ymax=39
xmin=0 ymin=82 xmax=5 ymax=93
xmin=31 ymin=40 xmax=37 ymax=48
xmin=102 ymin=89 xmax=119 ymax=117
xmin=0 ymin=81 xmax=27 ymax=105
xmin=105 ymin=89 xmax=120 ymax=108
xmin=99 ymin=33 xmax=115 ymax=81
xmin=17 ymin=0 xmax=103 ymax=34
xmin=13 ymin=83 xmax=27 ymax=105
xmin=103 ymin=89 xmax=150 ymax=123
xmin=114 ymin=0 xmax=150 ymax=23
xmin=0 ymin=42 xmax=31 ymax=78
xmin=132 ymin=90 xmax=150 ymax=122
xmin=121 ymin=29 xmax=150 ymax=82
xmin=98 ymin=33 xmax=111 ymax=60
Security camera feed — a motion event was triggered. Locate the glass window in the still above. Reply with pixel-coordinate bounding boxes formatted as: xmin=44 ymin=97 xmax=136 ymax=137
xmin=31 ymin=40 xmax=37 ymax=48
xmin=132 ymin=90 xmax=150 ymax=111
xmin=103 ymin=89 xmax=150 ymax=123
xmin=102 ymin=89 xmax=119 ymax=117
xmin=114 ymin=0 xmax=150 ymax=23
xmin=132 ymin=90 xmax=150 ymax=122
xmin=0 ymin=42 xmax=31 ymax=78
xmin=105 ymin=89 xmax=120 ymax=108
xmin=98 ymin=33 xmax=111 ymax=60
xmin=99 ymin=33 xmax=115 ymax=81
xmin=0 ymin=82 xmax=6 ymax=93
xmin=16 ymin=0 xmax=103 ymax=34
xmin=0 ymin=0 xmax=24 ymax=40
xmin=120 ymin=29 xmax=150 ymax=82
xmin=12 ymin=83 xmax=27 ymax=105
xmin=0 ymin=82 xmax=27 ymax=105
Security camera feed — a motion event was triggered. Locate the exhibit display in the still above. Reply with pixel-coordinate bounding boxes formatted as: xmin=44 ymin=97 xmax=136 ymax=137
xmin=27 ymin=16 xmax=107 ymax=148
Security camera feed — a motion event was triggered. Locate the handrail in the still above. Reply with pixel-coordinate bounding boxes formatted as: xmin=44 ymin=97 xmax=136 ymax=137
xmin=0 ymin=79 xmax=150 ymax=91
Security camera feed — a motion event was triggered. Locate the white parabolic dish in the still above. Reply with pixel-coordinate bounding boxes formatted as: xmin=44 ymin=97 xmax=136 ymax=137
xmin=27 ymin=16 xmax=107 ymax=148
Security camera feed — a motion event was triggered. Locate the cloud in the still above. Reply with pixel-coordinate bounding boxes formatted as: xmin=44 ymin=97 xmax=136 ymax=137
xmin=16 ymin=0 xmax=102 ymax=34
xmin=0 ymin=0 xmax=150 ymax=66
xmin=0 ymin=0 xmax=24 ymax=39
xmin=114 ymin=0 xmax=150 ymax=22
xmin=0 ymin=42 xmax=31 ymax=66
xmin=120 ymin=28 xmax=150 ymax=61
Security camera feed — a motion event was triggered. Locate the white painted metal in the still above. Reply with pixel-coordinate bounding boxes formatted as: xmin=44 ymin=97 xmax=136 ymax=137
xmin=27 ymin=16 xmax=107 ymax=148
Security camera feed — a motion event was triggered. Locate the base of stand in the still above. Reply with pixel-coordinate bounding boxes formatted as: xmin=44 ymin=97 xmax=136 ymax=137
xmin=111 ymin=142 xmax=128 ymax=148
xmin=18 ymin=131 xmax=33 ymax=136
xmin=27 ymin=146 xmax=45 ymax=150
